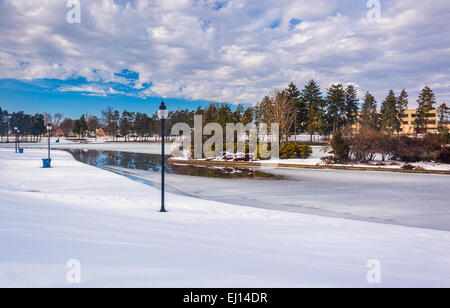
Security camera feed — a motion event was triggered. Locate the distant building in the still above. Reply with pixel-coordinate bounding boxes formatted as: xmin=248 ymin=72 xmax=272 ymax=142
xmin=398 ymin=109 xmax=438 ymax=134
xmin=97 ymin=128 xmax=106 ymax=137
xmin=354 ymin=109 xmax=450 ymax=135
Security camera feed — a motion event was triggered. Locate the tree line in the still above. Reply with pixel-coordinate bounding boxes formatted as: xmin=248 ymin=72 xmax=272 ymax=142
xmin=254 ymin=81 xmax=449 ymax=142
xmin=0 ymin=108 xmax=47 ymax=142
xmin=1 ymin=80 xmax=448 ymax=143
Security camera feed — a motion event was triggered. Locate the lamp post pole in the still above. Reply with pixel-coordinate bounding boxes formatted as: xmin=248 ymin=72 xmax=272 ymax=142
xmin=157 ymin=101 xmax=169 ymax=213
xmin=6 ymin=117 xmax=9 ymax=143
xmin=14 ymin=128 xmax=17 ymax=153
xmin=14 ymin=127 xmax=18 ymax=153
xmin=161 ymin=118 xmax=166 ymax=212
xmin=47 ymin=124 xmax=52 ymax=160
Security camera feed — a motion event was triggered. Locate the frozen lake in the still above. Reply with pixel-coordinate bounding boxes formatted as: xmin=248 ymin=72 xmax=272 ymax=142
xmin=56 ymin=147 xmax=450 ymax=231
xmin=108 ymin=165 xmax=450 ymax=231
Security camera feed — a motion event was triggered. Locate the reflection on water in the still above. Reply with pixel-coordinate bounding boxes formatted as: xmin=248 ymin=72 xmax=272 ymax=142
xmin=65 ymin=149 xmax=278 ymax=179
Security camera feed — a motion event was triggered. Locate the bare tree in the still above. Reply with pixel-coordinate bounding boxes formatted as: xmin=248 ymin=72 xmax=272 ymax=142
xmin=44 ymin=112 xmax=63 ymax=127
xmin=266 ymin=90 xmax=296 ymax=143
xmin=87 ymin=116 xmax=99 ymax=135
xmin=60 ymin=118 xmax=74 ymax=137
xmin=52 ymin=113 xmax=63 ymax=127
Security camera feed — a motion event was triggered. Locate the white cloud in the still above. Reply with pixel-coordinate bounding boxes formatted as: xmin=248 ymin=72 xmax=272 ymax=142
xmin=0 ymin=0 xmax=449 ymax=107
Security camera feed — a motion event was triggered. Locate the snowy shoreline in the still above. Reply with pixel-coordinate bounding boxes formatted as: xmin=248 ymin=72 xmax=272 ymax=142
xmin=2 ymin=139 xmax=448 ymax=173
xmin=169 ymin=157 xmax=450 ymax=175
xmin=0 ymin=148 xmax=449 ymax=287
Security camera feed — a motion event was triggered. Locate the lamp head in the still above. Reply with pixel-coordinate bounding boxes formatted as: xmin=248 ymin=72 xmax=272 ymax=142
xmin=47 ymin=124 xmax=52 ymax=131
xmin=158 ymin=101 xmax=169 ymax=120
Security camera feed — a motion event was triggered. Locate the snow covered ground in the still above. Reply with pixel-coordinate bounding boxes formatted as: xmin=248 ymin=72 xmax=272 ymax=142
xmin=0 ymin=148 xmax=449 ymax=287
xmin=0 ymin=138 xmax=177 ymax=155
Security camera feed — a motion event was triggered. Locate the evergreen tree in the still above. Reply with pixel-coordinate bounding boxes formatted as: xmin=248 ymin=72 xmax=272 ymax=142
xmin=73 ymin=115 xmax=88 ymax=137
xmin=119 ymin=110 xmax=134 ymax=140
xmin=73 ymin=120 xmax=81 ymax=137
xmin=344 ymin=84 xmax=359 ymax=125
xmin=10 ymin=111 xmax=26 ymax=134
xmin=254 ymin=96 xmax=271 ymax=125
xmin=216 ymin=104 xmax=234 ymax=127
xmin=112 ymin=110 xmax=120 ymax=139
xmin=241 ymin=106 xmax=254 ymax=126
xmin=232 ymin=104 xmax=244 ymax=123
xmin=396 ymin=89 xmax=409 ymax=115
xmin=326 ymin=83 xmax=346 ymax=134
xmin=330 ymin=131 xmax=350 ymax=161
xmin=301 ymin=80 xmax=325 ymax=139
xmin=203 ymin=103 xmax=219 ymax=126
xmin=437 ymin=103 xmax=449 ymax=124
xmin=437 ymin=103 xmax=449 ymax=134
xmin=415 ymin=86 xmax=436 ymax=134
xmin=101 ymin=107 xmax=115 ymax=138
xmin=30 ymin=114 xmax=46 ymax=141
xmin=381 ymin=90 xmax=400 ymax=133
xmin=360 ymin=92 xmax=379 ymax=130
xmin=0 ymin=107 xmax=7 ymax=139
xmin=134 ymin=112 xmax=146 ymax=139
xmin=285 ymin=82 xmax=305 ymax=135
xmin=79 ymin=115 xmax=88 ymax=136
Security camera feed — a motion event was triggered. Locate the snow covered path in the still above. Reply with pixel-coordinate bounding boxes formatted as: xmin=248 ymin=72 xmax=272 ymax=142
xmin=0 ymin=138 xmax=176 ymax=155
xmin=0 ymin=149 xmax=449 ymax=287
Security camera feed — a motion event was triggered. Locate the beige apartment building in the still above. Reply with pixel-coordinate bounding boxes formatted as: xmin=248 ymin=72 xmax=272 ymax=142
xmin=354 ymin=109 xmax=449 ymax=135
xmin=398 ymin=109 xmax=438 ymax=134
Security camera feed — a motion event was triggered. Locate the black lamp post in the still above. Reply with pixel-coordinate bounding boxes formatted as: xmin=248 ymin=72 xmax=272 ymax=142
xmin=47 ymin=124 xmax=52 ymax=160
xmin=14 ymin=127 xmax=18 ymax=154
xmin=157 ymin=101 xmax=169 ymax=213
xmin=17 ymin=129 xmax=20 ymax=152
xmin=14 ymin=127 xmax=18 ymax=153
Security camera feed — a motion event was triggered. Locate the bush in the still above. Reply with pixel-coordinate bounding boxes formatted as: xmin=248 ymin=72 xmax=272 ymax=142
xmin=392 ymin=136 xmax=441 ymax=163
xmin=402 ymin=164 xmax=415 ymax=170
xmin=199 ymin=142 xmax=273 ymax=160
xmin=425 ymin=133 xmax=450 ymax=146
xmin=279 ymin=143 xmax=312 ymax=159
xmin=331 ymin=132 xmax=350 ymax=161
xmin=348 ymin=128 xmax=379 ymax=161
xmin=439 ymin=146 xmax=450 ymax=164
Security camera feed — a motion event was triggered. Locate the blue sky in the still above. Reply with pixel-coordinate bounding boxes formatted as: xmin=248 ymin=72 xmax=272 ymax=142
xmin=0 ymin=79 xmax=211 ymax=118
xmin=0 ymin=74 xmax=212 ymax=117
xmin=1 ymin=0 xmax=449 ymax=118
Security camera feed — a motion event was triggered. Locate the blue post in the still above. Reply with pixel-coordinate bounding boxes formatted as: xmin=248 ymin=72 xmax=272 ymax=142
xmin=42 ymin=158 xmax=51 ymax=168
xmin=43 ymin=125 xmax=52 ymax=168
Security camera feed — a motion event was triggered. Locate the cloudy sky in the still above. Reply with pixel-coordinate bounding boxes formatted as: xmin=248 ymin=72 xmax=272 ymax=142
xmin=0 ymin=0 xmax=449 ymax=117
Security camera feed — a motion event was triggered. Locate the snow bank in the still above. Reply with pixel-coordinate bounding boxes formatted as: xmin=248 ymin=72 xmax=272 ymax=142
xmin=0 ymin=148 xmax=449 ymax=287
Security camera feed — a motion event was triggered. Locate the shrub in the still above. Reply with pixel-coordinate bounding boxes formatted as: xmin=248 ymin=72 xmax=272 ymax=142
xmin=439 ymin=146 xmax=450 ymax=164
xmin=279 ymin=143 xmax=312 ymax=159
xmin=392 ymin=136 xmax=442 ymax=163
xmin=331 ymin=132 xmax=350 ymax=161
xmin=402 ymin=164 xmax=415 ymax=170
xmin=195 ymin=142 xmax=273 ymax=160
xmin=348 ymin=128 xmax=378 ymax=162
xmin=425 ymin=133 xmax=450 ymax=146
